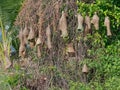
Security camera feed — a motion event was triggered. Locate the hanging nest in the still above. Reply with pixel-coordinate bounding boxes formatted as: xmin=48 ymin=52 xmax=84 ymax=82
xmin=36 ymin=37 xmax=42 ymax=46
xmin=18 ymin=29 xmax=24 ymax=43
xmin=23 ymin=24 xmax=29 ymax=38
xmin=91 ymin=12 xmax=99 ymax=30
xmin=77 ymin=13 xmax=84 ymax=32
xmin=84 ymin=15 xmax=91 ymax=36
xmin=104 ymin=16 xmax=112 ymax=36
xmin=19 ymin=44 xmax=26 ymax=58
xmin=66 ymin=43 xmax=75 ymax=57
xmin=18 ymin=28 xmax=26 ymax=57
xmin=28 ymin=26 xmax=36 ymax=42
xmin=46 ymin=24 xmax=52 ymax=49
xmin=58 ymin=11 xmax=68 ymax=38
xmin=29 ymin=41 xmax=35 ymax=48
xmin=82 ymin=64 xmax=88 ymax=73
xmin=67 ymin=43 xmax=75 ymax=53
xmin=23 ymin=24 xmax=29 ymax=44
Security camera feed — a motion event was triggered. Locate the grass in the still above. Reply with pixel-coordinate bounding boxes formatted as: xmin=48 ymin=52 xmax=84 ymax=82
xmin=0 ymin=18 xmax=12 ymax=69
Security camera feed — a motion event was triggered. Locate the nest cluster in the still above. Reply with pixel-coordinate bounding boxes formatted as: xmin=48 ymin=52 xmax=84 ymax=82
xmin=15 ymin=0 xmax=77 ymax=58
xmin=15 ymin=0 xmax=111 ymax=75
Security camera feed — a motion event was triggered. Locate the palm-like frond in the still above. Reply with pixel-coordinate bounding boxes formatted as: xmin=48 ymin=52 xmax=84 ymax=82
xmin=0 ymin=0 xmax=24 ymax=26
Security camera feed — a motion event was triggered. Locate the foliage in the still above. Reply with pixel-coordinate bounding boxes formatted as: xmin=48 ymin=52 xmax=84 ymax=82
xmin=0 ymin=70 xmax=12 ymax=90
xmin=0 ymin=18 xmax=12 ymax=68
xmin=76 ymin=0 xmax=120 ymax=89
xmin=0 ymin=0 xmax=24 ymax=26
xmin=0 ymin=0 xmax=23 ymax=52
